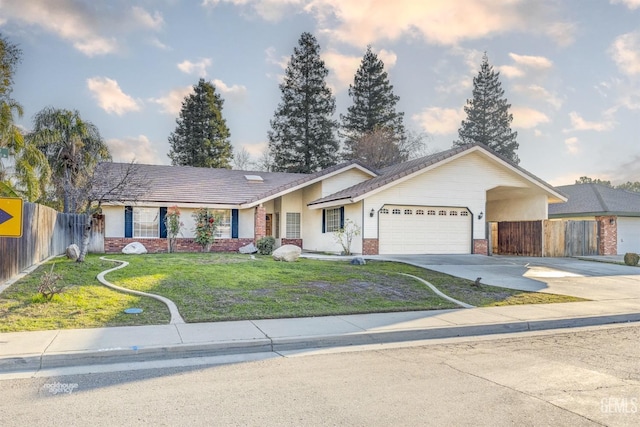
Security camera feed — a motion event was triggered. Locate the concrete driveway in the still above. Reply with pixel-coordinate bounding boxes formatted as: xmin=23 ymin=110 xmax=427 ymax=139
xmin=375 ymin=254 xmax=640 ymax=301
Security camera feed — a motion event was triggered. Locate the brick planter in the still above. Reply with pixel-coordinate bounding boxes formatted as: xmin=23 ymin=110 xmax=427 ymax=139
xmin=104 ymin=238 xmax=254 ymax=254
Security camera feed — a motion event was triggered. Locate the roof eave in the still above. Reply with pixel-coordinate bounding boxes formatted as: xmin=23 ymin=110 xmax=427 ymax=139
xmin=307 ymin=197 xmax=355 ymax=210
xmin=241 ymin=163 xmax=377 ymax=209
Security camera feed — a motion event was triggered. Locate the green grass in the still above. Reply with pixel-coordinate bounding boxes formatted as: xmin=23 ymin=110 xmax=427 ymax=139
xmin=0 ymin=257 xmax=170 ymax=332
xmin=0 ymin=253 xmax=586 ymax=332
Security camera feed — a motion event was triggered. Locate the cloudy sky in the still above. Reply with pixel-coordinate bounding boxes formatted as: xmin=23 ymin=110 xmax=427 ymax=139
xmin=1 ymin=0 xmax=639 ymax=185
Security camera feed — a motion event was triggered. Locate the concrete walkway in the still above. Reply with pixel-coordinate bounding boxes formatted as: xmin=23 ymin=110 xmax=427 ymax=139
xmin=1 ymin=254 xmax=639 ymax=374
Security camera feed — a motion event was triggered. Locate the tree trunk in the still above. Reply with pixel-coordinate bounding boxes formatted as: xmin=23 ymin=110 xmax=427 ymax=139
xmin=77 ymin=216 xmax=92 ymax=263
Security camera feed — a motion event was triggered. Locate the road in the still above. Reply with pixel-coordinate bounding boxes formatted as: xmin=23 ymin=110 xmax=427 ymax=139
xmin=1 ymin=324 xmax=639 ymax=426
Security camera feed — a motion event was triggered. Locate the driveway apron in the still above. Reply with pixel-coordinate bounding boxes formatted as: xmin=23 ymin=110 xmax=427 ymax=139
xmin=374 ymin=255 xmax=640 ymax=301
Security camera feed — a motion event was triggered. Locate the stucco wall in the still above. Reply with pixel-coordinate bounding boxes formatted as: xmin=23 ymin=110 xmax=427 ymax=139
xmin=102 ymin=205 xmax=255 ymax=240
xmin=103 ymin=205 xmax=124 ymax=238
xmin=362 ymin=151 xmax=550 ymax=240
xmin=487 ymin=194 xmax=548 ymax=222
xmin=322 ymin=168 xmax=372 ymax=197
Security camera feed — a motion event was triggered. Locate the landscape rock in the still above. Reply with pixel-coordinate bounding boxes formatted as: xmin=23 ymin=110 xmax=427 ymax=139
xmin=65 ymin=244 xmax=80 ymax=261
xmin=350 ymin=257 xmax=366 ymax=265
xmin=239 ymin=243 xmax=258 ymax=254
xmin=122 ymin=242 xmax=148 ymax=255
xmin=272 ymin=244 xmax=301 ymax=262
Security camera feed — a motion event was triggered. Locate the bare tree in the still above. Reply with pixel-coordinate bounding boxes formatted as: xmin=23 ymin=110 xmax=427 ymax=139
xmin=255 ymin=148 xmax=275 ymax=172
xmin=402 ymin=130 xmax=432 ymax=160
xmin=232 ymin=147 xmax=253 ymax=170
xmin=77 ymin=161 xmax=150 ymax=262
xmin=348 ymin=127 xmax=403 ymax=169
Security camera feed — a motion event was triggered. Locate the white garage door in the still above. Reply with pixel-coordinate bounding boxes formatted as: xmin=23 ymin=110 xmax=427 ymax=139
xmin=379 ymin=206 xmax=472 ymax=254
xmin=618 ymin=217 xmax=640 ymax=254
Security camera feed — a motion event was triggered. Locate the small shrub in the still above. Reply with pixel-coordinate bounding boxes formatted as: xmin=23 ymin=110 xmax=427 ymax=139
xmin=164 ymin=206 xmax=183 ymax=253
xmin=257 ymin=236 xmax=276 ymax=255
xmin=193 ymin=208 xmax=219 ymax=252
xmin=38 ymin=264 xmax=66 ymax=301
xmin=333 ymin=219 xmax=361 ymax=255
xmin=624 ymin=252 xmax=639 ymax=266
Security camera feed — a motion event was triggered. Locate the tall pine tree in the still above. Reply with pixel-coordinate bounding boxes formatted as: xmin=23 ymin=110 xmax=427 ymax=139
xmin=341 ymin=46 xmax=405 ymax=161
xmin=268 ymin=32 xmax=339 ymax=173
xmin=454 ymin=53 xmax=519 ymax=164
xmin=168 ymin=78 xmax=233 ymax=168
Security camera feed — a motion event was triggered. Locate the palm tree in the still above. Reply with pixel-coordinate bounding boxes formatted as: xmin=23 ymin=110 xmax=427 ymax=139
xmin=28 ymin=107 xmax=111 ymax=213
xmin=0 ymin=99 xmax=50 ymax=201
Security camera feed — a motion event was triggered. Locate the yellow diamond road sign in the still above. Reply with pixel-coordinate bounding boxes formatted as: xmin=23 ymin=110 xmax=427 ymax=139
xmin=0 ymin=197 xmax=23 ymax=238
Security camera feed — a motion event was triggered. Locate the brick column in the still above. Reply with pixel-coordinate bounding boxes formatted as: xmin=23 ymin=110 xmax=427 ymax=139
xmin=363 ymin=238 xmax=379 ymax=255
xmin=596 ymin=216 xmax=618 ymax=255
xmin=473 ymin=239 xmax=488 ymax=255
xmin=254 ymin=205 xmax=266 ymax=243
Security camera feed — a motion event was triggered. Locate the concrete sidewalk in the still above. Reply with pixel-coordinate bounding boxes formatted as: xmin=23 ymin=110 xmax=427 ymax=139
xmin=2 ymin=253 xmax=639 ymax=374
xmin=2 ymin=298 xmax=640 ymax=374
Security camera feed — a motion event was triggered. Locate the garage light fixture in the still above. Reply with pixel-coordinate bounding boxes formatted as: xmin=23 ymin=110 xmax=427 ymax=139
xmin=478 ymin=211 xmax=484 ymax=220
xmin=370 ymin=208 xmax=375 ymax=217
xmin=609 ymin=218 xmax=615 ymax=225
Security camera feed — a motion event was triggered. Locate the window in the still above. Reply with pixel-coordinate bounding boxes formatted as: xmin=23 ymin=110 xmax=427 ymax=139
xmin=286 ymin=212 xmax=300 ymax=238
xmin=212 ymin=210 xmax=231 ymax=238
xmin=438 ymin=210 xmax=447 ymax=216
xmin=461 ymin=211 xmax=469 ymax=217
xmin=325 ymin=207 xmax=342 ymax=233
xmin=416 ymin=209 xmax=425 ymax=215
xmin=427 ymin=210 xmax=436 ymax=216
xmin=380 ymin=208 xmax=389 ymax=214
xmin=449 ymin=210 xmax=458 ymax=216
xmin=404 ymin=209 xmax=413 ymax=215
xmin=392 ymin=208 xmax=401 ymax=215
xmin=133 ymin=207 xmax=159 ymax=238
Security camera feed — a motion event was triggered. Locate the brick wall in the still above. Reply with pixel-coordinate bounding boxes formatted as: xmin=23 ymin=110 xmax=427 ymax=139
xmin=473 ymin=239 xmax=488 ymax=255
xmin=281 ymin=238 xmax=302 ymax=247
xmin=363 ymin=238 xmax=379 ymax=255
xmin=596 ymin=216 xmax=618 ymax=255
xmin=105 ymin=238 xmax=254 ymax=254
xmin=254 ymin=205 xmax=266 ymax=242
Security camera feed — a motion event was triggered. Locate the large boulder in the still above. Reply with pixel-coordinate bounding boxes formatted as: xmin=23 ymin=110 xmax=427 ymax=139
xmin=65 ymin=244 xmax=80 ymax=261
xmin=122 ymin=242 xmax=148 ymax=255
xmin=272 ymin=244 xmax=301 ymax=262
xmin=350 ymin=257 xmax=366 ymax=265
xmin=239 ymin=243 xmax=258 ymax=254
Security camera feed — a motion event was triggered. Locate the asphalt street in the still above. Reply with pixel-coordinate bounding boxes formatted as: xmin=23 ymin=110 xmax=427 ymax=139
xmin=1 ymin=323 xmax=639 ymax=426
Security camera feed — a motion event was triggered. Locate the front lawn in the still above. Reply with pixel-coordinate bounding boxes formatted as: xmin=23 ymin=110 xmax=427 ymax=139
xmin=0 ymin=254 xmax=586 ymax=332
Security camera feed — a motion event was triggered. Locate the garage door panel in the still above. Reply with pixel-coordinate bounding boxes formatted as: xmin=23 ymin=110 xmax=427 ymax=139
xmin=618 ymin=217 xmax=640 ymax=254
xmin=379 ymin=206 xmax=471 ymax=254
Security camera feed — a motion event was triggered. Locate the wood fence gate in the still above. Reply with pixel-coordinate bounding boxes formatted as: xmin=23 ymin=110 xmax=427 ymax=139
xmin=491 ymin=220 xmax=600 ymax=257
xmin=543 ymin=220 xmax=599 ymax=257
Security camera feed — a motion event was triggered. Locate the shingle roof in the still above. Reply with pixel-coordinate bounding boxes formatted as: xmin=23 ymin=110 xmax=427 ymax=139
xmin=308 ymin=143 xmax=565 ymax=205
xmin=93 ymin=144 xmax=563 ymax=208
xmin=548 ymin=184 xmax=640 ymax=216
xmin=92 ymin=160 xmax=377 ymax=206
xmin=93 ymin=163 xmax=307 ymax=205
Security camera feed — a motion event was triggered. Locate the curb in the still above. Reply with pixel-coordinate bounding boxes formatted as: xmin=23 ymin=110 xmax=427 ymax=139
xmin=2 ymin=312 xmax=639 ymax=373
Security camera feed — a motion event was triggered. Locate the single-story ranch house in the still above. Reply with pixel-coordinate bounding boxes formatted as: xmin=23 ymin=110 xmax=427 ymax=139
xmin=93 ymin=144 xmax=566 ymax=255
xmin=549 ymin=183 xmax=640 ymax=254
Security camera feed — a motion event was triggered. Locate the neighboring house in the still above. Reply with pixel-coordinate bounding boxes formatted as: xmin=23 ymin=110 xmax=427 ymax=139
xmin=93 ymin=144 xmax=566 ymax=255
xmin=549 ymin=183 xmax=640 ymax=255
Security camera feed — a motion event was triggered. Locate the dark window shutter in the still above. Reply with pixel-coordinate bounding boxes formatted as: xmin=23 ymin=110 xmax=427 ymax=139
xmin=124 ymin=206 xmax=133 ymax=238
xmin=232 ymin=209 xmax=239 ymax=238
xmin=339 ymin=206 xmax=345 ymax=229
xmin=322 ymin=209 xmax=326 ymax=233
xmin=159 ymin=207 xmax=168 ymax=238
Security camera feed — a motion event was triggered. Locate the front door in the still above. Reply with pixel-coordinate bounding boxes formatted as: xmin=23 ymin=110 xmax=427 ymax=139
xmin=265 ymin=214 xmax=272 ymax=236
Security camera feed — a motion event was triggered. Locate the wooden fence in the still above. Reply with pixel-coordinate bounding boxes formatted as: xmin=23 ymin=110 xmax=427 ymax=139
xmin=491 ymin=220 xmax=600 ymax=257
xmin=0 ymin=203 xmax=86 ymax=284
